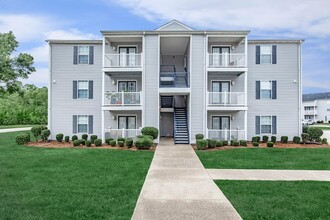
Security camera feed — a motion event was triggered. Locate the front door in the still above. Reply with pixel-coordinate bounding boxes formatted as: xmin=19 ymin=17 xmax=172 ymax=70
xmin=212 ymin=116 xmax=230 ymax=139
xmin=119 ymin=47 xmax=137 ymax=67
xmin=212 ymin=46 xmax=230 ymax=66
xmin=118 ymin=81 xmax=137 ymax=104
xmin=161 ymin=113 xmax=174 ymax=137
xmin=212 ymin=81 xmax=230 ymax=104
xmin=118 ymin=116 xmax=136 ymax=137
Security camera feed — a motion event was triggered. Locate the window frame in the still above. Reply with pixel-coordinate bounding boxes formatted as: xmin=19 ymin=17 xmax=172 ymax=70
xmin=260 ymin=116 xmax=272 ymax=134
xmin=77 ymin=115 xmax=89 ymax=133
xmin=260 ymin=80 xmax=272 ymax=99
xmin=117 ymin=115 xmax=137 ymax=129
xmin=77 ymin=80 xmax=89 ymax=99
xmin=260 ymin=45 xmax=272 ymax=64
xmin=78 ymin=45 xmax=89 ymax=64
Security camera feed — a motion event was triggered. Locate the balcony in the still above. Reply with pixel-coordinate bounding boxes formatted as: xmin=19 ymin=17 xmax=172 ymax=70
xmin=304 ymin=110 xmax=317 ymax=115
xmin=207 ymin=92 xmax=246 ymax=110
xmin=104 ymin=128 xmax=141 ymax=139
xmin=103 ymin=53 xmax=142 ymax=72
xmin=103 ymin=91 xmax=142 ymax=110
xmin=208 ymin=53 xmax=245 ymax=68
xmin=207 ymin=129 xmax=245 ymax=141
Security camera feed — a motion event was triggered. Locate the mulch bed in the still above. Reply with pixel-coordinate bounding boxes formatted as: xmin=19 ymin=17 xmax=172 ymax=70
xmin=25 ymin=141 xmax=156 ymax=151
xmin=192 ymin=142 xmax=330 ymax=151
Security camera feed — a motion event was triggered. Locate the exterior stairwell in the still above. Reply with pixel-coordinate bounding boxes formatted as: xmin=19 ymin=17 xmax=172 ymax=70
xmin=174 ymin=107 xmax=189 ymax=144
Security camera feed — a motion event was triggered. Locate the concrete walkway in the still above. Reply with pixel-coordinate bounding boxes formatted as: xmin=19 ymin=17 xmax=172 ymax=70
xmin=0 ymin=127 xmax=32 ymax=133
xmin=207 ymin=169 xmax=330 ymax=181
xmin=132 ymin=139 xmax=242 ymax=220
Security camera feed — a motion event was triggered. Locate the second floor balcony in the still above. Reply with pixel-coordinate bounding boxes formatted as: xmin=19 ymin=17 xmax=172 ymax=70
xmin=208 ymin=53 xmax=246 ymax=68
xmin=104 ymin=91 xmax=142 ymax=109
xmin=207 ymin=91 xmax=246 ymax=108
xmin=104 ymin=53 xmax=142 ymax=69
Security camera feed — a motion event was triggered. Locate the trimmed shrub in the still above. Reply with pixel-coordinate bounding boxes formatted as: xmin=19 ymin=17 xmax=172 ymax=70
xmin=267 ymin=142 xmax=274 ymax=147
xmin=281 ymin=136 xmax=288 ymax=143
xmin=293 ymin=136 xmax=301 ymax=144
xmin=90 ymin=135 xmax=98 ymax=143
xmin=240 ymin=140 xmax=247 ymax=147
xmin=301 ymin=133 xmax=309 ymax=143
xmin=41 ymin=129 xmax=51 ymax=142
xmin=262 ymin=136 xmax=269 ymax=143
xmin=271 ymin=136 xmax=277 ymax=143
xmin=223 ymin=140 xmax=229 ymax=146
xmin=316 ymin=120 xmax=323 ymax=124
xmin=118 ymin=141 xmax=124 ymax=147
xmin=105 ymin=138 xmax=113 ymax=145
xmin=216 ymin=140 xmax=224 ymax=147
xmin=73 ymin=140 xmax=80 ymax=146
xmin=322 ymin=138 xmax=328 ymax=144
xmin=64 ymin=136 xmax=70 ymax=142
xmin=143 ymin=135 xmax=153 ymax=140
xmin=143 ymin=137 xmax=153 ymax=149
xmin=125 ymin=138 xmax=133 ymax=148
xmin=31 ymin=126 xmax=46 ymax=141
xmin=56 ymin=133 xmax=64 ymax=142
xmin=110 ymin=140 xmax=116 ymax=146
xmin=141 ymin=127 xmax=158 ymax=140
xmin=208 ymin=139 xmax=217 ymax=148
xmin=316 ymin=137 xmax=322 ymax=143
xmin=85 ymin=140 xmax=92 ymax=147
xmin=307 ymin=127 xmax=323 ymax=142
xmin=117 ymin=137 xmax=125 ymax=142
xmin=231 ymin=140 xmax=239 ymax=146
xmin=72 ymin=135 xmax=78 ymax=141
xmin=82 ymin=134 xmax=88 ymax=140
xmin=195 ymin=134 xmax=204 ymax=140
xmin=253 ymin=142 xmax=259 ymax=147
xmin=196 ymin=139 xmax=208 ymax=150
xmin=252 ymin=136 xmax=260 ymax=143
xmin=94 ymin=139 xmax=102 ymax=146
xmin=16 ymin=134 xmax=30 ymax=145
xmin=134 ymin=137 xmax=152 ymax=149
xmin=80 ymin=139 xmax=86 ymax=145
xmin=134 ymin=138 xmax=144 ymax=149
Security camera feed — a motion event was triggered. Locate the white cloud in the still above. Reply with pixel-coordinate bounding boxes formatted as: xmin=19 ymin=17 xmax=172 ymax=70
xmin=110 ymin=0 xmax=330 ymax=37
xmin=21 ymin=67 xmax=49 ymax=87
xmin=44 ymin=29 xmax=100 ymax=40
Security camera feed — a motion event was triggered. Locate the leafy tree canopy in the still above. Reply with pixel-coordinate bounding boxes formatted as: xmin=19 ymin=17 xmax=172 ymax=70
xmin=0 ymin=31 xmax=35 ymax=93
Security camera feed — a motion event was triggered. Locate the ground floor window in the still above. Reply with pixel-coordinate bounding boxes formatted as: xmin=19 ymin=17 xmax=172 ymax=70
xmin=118 ymin=116 xmax=136 ymax=129
xmin=78 ymin=115 xmax=88 ymax=133
xmin=212 ymin=116 xmax=230 ymax=130
xmin=260 ymin=116 xmax=272 ymax=134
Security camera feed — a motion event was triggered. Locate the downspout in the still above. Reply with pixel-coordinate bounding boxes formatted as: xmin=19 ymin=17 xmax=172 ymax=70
xmin=298 ymin=40 xmax=303 ymax=134
xmin=48 ymin=42 xmax=52 ymax=138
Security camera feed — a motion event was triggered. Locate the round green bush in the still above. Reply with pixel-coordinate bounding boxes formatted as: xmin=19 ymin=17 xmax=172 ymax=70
xmin=231 ymin=140 xmax=239 ymax=146
xmin=125 ymin=138 xmax=133 ymax=148
xmin=223 ymin=140 xmax=229 ymax=146
xmin=80 ymin=139 xmax=86 ymax=145
xmin=267 ymin=142 xmax=274 ymax=147
xmin=196 ymin=139 xmax=208 ymax=150
xmin=207 ymin=139 xmax=217 ymax=148
xmin=64 ymin=136 xmax=70 ymax=142
xmin=94 ymin=139 xmax=102 ymax=147
xmin=16 ymin=134 xmax=30 ymax=145
xmin=134 ymin=137 xmax=153 ymax=149
xmin=322 ymin=138 xmax=328 ymax=144
xmin=117 ymin=137 xmax=125 ymax=142
xmin=271 ymin=136 xmax=277 ymax=143
xmin=293 ymin=136 xmax=301 ymax=144
xmin=143 ymin=135 xmax=153 ymax=140
xmin=141 ymin=127 xmax=159 ymax=140
xmin=85 ymin=140 xmax=92 ymax=147
xmin=216 ymin=140 xmax=224 ymax=147
xmin=195 ymin=134 xmax=204 ymax=140
xmin=143 ymin=137 xmax=153 ymax=149
xmin=110 ymin=140 xmax=116 ymax=146
xmin=134 ymin=138 xmax=144 ymax=149
xmin=253 ymin=142 xmax=259 ymax=147
xmin=316 ymin=137 xmax=322 ymax=143
xmin=105 ymin=138 xmax=113 ymax=145
xmin=239 ymin=140 xmax=247 ymax=147
xmin=118 ymin=141 xmax=124 ymax=147
xmin=82 ymin=134 xmax=88 ymax=140
xmin=72 ymin=135 xmax=78 ymax=141
xmin=262 ymin=136 xmax=269 ymax=143
xmin=31 ymin=126 xmax=46 ymax=141
xmin=281 ymin=136 xmax=288 ymax=143
xmin=252 ymin=136 xmax=260 ymax=143
xmin=56 ymin=133 xmax=64 ymax=142
xmin=307 ymin=127 xmax=323 ymax=142
xmin=90 ymin=135 xmax=98 ymax=144
xmin=41 ymin=129 xmax=51 ymax=142
xmin=73 ymin=140 xmax=80 ymax=146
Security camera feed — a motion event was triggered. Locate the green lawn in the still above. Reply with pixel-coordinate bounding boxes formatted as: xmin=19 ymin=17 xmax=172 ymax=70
xmin=197 ymin=148 xmax=330 ymax=170
xmin=313 ymin=126 xmax=330 ymax=130
xmin=0 ymin=131 xmax=154 ymax=220
xmin=0 ymin=124 xmax=43 ymax=129
xmin=217 ymin=180 xmax=330 ymax=219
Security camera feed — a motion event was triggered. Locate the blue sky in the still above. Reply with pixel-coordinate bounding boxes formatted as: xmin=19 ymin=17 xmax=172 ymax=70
xmin=1 ymin=0 xmax=329 ymax=94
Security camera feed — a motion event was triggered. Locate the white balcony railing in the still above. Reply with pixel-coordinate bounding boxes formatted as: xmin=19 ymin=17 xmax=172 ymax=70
xmin=207 ymin=129 xmax=245 ymax=141
xmin=104 ymin=53 xmax=142 ymax=68
xmin=207 ymin=92 xmax=246 ymax=106
xmin=208 ymin=53 xmax=246 ymax=68
xmin=104 ymin=128 xmax=142 ymax=139
xmin=104 ymin=91 xmax=142 ymax=106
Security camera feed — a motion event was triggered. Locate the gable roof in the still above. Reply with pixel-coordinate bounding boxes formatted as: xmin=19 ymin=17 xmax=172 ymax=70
xmin=303 ymin=92 xmax=330 ymax=101
xmin=155 ymin=20 xmax=194 ymax=31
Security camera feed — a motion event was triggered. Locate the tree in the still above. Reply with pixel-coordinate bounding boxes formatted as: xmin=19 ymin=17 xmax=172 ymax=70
xmin=0 ymin=31 xmax=35 ymax=93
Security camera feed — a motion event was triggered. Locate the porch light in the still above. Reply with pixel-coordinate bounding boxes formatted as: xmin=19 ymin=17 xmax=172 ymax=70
xmin=112 ymin=79 xmax=116 ymax=85
xmin=231 ymin=116 xmax=235 ymax=121
xmin=112 ymin=46 xmax=116 ymax=51
xmin=231 ymin=81 xmax=235 ymax=86
xmin=52 ymin=80 xmax=56 ymax=84
xmin=112 ymin=116 xmax=116 ymax=120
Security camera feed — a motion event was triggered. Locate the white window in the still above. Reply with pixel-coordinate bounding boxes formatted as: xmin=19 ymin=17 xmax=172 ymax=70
xmin=78 ymin=115 xmax=88 ymax=133
xmin=78 ymin=80 xmax=89 ymax=99
xmin=78 ymin=46 xmax=89 ymax=64
xmin=260 ymin=116 xmax=272 ymax=134
xmin=260 ymin=45 xmax=272 ymax=64
xmin=260 ymin=81 xmax=272 ymax=99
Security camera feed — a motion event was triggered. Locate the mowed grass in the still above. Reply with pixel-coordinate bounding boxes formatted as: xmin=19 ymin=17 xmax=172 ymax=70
xmin=216 ymin=180 xmax=330 ymax=219
xmin=197 ymin=148 xmax=330 ymax=170
xmin=0 ymin=131 xmax=154 ymax=220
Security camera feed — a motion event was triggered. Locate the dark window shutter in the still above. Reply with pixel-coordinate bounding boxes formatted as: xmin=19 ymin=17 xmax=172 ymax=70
xmin=272 ymin=80 xmax=277 ymax=99
xmin=88 ymin=81 xmax=93 ymax=99
xmin=272 ymin=116 xmax=277 ymax=134
xmin=272 ymin=45 xmax=277 ymax=64
xmin=88 ymin=115 xmax=93 ymax=134
xmin=73 ymin=115 xmax=77 ymax=134
xmin=256 ymin=45 xmax=260 ymax=64
xmin=256 ymin=116 xmax=260 ymax=134
xmin=73 ymin=81 xmax=77 ymax=99
xmin=89 ymin=46 xmax=94 ymax=65
xmin=73 ymin=46 xmax=78 ymax=65
xmin=256 ymin=81 xmax=260 ymax=99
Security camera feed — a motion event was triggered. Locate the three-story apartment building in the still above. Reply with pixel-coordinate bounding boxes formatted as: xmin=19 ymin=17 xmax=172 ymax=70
xmin=47 ymin=20 xmax=303 ymax=144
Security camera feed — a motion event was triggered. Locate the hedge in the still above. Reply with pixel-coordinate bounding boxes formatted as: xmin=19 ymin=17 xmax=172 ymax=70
xmin=16 ymin=134 xmax=30 ymax=145
xmin=141 ymin=127 xmax=158 ymax=140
